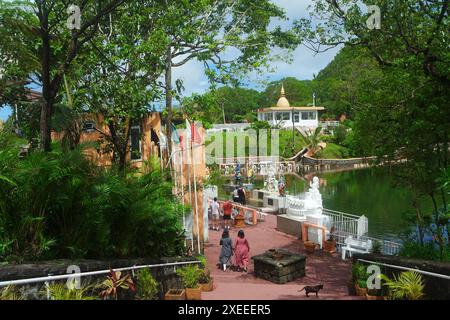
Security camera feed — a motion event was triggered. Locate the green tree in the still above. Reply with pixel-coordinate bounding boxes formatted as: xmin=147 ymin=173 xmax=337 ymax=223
xmin=0 ymin=0 xmax=126 ymax=151
xmin=259 ymin=77 xmax=314 ymax=107
xmin=154 ymin=0 xmax=300 ymax=155
xmin=71 ymin=2 xmax=167 ymax=170
xmin=296 ymin=0 xmax=449 ymax=253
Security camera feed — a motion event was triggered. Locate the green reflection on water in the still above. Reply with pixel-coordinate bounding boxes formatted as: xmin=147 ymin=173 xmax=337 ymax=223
xmin=219 ymin=167 xmax=433 ymax=241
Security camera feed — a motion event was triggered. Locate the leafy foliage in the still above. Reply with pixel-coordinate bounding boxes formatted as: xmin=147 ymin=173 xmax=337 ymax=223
xmin=0 ymin=144 xmax=186 ymax=262
xmin=136 ymin=269 xmax=159 ymax=300
xmin=100 ymin=270 xmax=135 ymax=300
xmin=176 ymin=265 xmax=203 ymax=289
xmin=381 ymin=271 xmax=425 ymax=300
xmin=0 ymin=285 xmax=23 ymax=300
xmin=46 ymin=283 xmax=97 ymax=301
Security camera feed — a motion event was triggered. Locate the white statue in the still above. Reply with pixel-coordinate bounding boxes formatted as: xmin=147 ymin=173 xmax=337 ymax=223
xmin=309 ymin=176 xmax=320 ymax=193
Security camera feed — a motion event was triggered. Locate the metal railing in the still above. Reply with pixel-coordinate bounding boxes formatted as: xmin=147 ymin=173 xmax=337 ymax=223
xmin=322 ymin=208 xmax=363 ymax=246
xmin=319 ymin=121 xmax=340 ymax=128
xmin=0 ymin=260 xmax=201 ymax=288
xmin=322 ymin=208 xmax=402 ymax=256
xmin=357 ymin=258 xmax=450 ymax=280
xmin=360 ymin=236 xmax=402 ymax=256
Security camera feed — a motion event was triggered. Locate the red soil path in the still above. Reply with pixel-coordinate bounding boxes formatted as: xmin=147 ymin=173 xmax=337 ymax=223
xmin=202 ymin=214 xmax=361 ymax=300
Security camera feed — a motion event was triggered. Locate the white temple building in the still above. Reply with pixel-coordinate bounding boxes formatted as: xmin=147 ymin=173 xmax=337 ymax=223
xmin=257 ymin=84 xmax=325 ymax=129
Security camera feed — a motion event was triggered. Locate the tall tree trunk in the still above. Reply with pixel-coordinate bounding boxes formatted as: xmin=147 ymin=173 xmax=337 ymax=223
xmin=165 ymin=46 xmax=173 ymax=170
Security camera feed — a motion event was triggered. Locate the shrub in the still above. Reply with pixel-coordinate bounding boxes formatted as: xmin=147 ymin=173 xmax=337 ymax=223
xmin=357 ymin=279 xmax=367 ymax=289
xmin=136 ymin=269 xmax=159 ymax=300
xmin=399 ymin=241 xmax=450 ymax=262
xmin=381 ymin=271 xmax=425 ymax=300
xmin=45 ymin=283 xmax=97 ymax=300
xmin=371 ymin=240 xmax=383 ymax=254
xmin=199 ymin=269 xmax=212 ymax=284
xmin=352 ymin=263 xmax=367 ymax=283
xmin=176 ymin=265 xmax=203 ymax=289
xmin=0 ymin=144 xmax=187 ymax=262
xmin=0 ymin=285 xmax=23 ymax=300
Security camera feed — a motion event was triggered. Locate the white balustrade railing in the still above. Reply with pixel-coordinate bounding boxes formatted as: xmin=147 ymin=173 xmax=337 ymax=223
xmin=322 ymin=208 xmax=402 ymax=255
xmin=220 ymin=161 xmax=297 ymax=176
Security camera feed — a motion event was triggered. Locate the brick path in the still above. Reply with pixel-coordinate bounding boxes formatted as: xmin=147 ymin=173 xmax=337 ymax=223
xmin=202 ymin=214 xmax=361 ymax=300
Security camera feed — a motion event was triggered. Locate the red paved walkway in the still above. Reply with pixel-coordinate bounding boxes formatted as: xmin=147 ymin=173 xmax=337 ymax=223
xmin=203 ymin=214 xmax=359 ymax=300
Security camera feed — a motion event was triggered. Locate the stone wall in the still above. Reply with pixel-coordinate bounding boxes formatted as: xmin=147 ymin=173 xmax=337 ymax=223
xmin=301 ymin=156 xmax=376 ymax=169
xmin=352 ymin=253 xmax=450 ymax=300
xmin=0 ymin=257 xmax=199 ymax=300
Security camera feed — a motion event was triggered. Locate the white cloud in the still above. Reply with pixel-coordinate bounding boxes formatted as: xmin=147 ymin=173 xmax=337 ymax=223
xmin=170 ymin=0 xmax=339 ymax=97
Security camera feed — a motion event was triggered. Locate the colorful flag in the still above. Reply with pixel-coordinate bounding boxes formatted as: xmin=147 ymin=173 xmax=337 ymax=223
xmin=191 ymin=122 xmax=202 ymax=145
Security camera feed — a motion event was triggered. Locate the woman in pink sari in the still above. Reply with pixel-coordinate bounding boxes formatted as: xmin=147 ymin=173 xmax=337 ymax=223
xmin=234 ymin=230 xmax=250 ymax=272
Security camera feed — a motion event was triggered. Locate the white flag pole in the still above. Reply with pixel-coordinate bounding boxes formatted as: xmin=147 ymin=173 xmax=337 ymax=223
xmin=190 ymin=123 xmax=201 ymax=254
xmin=179 ymin=145 xmax=186 ymax=246
xmin=185 ymin=121 xmax=194 ymax=252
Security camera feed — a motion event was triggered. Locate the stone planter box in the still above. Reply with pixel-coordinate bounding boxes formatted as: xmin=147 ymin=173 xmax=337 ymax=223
xmin=304 ymin=241 xmax=316 ymax=254
xmin=186 ymin=287 xmax=202 ymax=300
xmin=252 ymin=249 xmax=306 ymax=284
xmin=165 ymin=289 xmax=186 ymax=300
xmin=200 ymin=279 xmax=214 ymax=292
xmin=355 ymin=284 xmax=368 ymax=297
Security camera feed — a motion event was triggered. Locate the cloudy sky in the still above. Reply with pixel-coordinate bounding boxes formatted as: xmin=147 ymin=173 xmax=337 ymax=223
xmin=173 ymin=0 xmax=340 ymax=97
xmin=0 ymin=0 xmax=340 ymax=121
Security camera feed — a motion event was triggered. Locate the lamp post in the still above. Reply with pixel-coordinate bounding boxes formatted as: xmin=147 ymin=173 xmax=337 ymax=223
xmin=292 ymin=106 xmax=295 ymax=153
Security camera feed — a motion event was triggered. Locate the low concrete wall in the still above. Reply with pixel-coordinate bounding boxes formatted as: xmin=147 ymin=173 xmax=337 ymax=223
xmin=276 ymin=214 xmax=304 ymax=239
xmin=352 ymin=253 xmax=450 ymax=300
xmin=0 ymin=257 xmax=199 ymax=300
xmin=302 ymin=156 xmax=376 ymax=169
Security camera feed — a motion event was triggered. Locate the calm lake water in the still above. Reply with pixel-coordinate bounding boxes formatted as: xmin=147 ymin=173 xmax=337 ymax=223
xmin=220 ymin=167 xmax=434 ymax=242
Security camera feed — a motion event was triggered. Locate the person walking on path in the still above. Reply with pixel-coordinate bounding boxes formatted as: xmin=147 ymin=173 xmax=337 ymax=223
xmin=219 ymin=229 xmax=233 ymax=271
xmin=234 ymin=230 xmax=250 ymax=272
xmin=222 ymin=200 xmax=233 ymax=230
xmin=210 ymin=197 xmax=220 ymax=231
xmin=238 ymin=186 xmax=246 ymax=205
xmin=232 ymin=187 xmax=240 ymax=203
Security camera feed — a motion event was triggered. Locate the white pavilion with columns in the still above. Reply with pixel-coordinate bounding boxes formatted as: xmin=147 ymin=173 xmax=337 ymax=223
xmin=257 ymin=85 xmax=325 ymax=129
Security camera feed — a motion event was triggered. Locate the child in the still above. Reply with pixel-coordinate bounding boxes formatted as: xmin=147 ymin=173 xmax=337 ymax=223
xmin=222 ymin=200 xmax=233 ymax=230
xmin=210 ymin=197 xmax=220 ymax=231
xmin=219 ymin=229 xmax=233 ymax=271
xmin=234 ymin=230 xmax=250 ymax=272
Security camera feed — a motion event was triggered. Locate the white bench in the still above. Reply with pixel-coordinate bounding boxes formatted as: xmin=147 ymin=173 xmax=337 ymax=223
xmin=341 ymin=236 xmax=372 ymax=260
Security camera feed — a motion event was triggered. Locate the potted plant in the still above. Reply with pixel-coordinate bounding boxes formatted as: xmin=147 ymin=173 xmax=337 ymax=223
xmin=176 ymin=265 xmax=203 ymax=300
xmin=304 ymin=241 xmax=316 ymax=254
xmin=355 ymin=279 xmax=368 ymax=297
xmin=324 ymin=226 xmax=336 ymax=253
xmin=366 ymin=287 xmax=388 ymax=300
xmin=371 ymin=240 xmax=383 ymax=254
xmin=199 ymin=269 xmax=214 ymax=292
xmin=381 ymin=271 xmax=424 ymax=300
xmin=352 ymin=263 xmax=368 ymax=297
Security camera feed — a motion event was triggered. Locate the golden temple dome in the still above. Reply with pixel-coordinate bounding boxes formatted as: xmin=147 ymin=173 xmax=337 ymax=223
xmin=276 ymin=84 xmax=290 ymax=108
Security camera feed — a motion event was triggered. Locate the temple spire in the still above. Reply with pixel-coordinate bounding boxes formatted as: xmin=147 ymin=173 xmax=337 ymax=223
xmin=276 ymin=83 xmax=290 ymax=108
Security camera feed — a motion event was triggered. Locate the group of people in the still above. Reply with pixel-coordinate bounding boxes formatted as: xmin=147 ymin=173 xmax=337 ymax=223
xmin=219 ymin=229 xmax=250 ymax=273
xmin=232 ymin=186 xmax=246 ymax=205
xmin=210 ymin=198 xmax=234 ymax=231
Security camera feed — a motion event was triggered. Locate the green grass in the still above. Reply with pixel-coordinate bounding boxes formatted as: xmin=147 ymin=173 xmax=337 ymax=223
xmin=315 ymin=143 xmax=351 ymax=159
xmin=205 ymin=130 xmax=306 ymax=159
